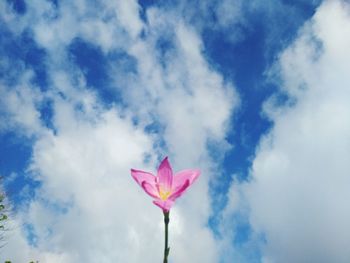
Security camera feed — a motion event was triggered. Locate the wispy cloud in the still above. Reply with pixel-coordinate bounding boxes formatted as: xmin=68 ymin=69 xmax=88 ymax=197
xmin=2 ymin=0 xmax=349 ymax=262
xmin=224 ymin=1 xmax=350 ymax=262
xmin=0 ymin=0 xmax=237 ymax=262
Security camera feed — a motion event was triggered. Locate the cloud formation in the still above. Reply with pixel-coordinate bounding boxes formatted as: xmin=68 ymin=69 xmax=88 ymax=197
xmin=224 ymin=1 xmax=350 ymax=262
xmin=2 ymin=0 xmax=349 ymax=262
xmin=0 ymin=0 xmax=237 ymax=262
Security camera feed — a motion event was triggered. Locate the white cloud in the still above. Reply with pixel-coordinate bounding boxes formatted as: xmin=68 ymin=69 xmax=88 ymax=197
xmin=215 ymin=0 xmax=245 ymax=28
xmin=224 ymin=0 xmax=350 ymax=262
xmin=0 ymin=70 xmax=44 ymax=136
xmin=0 ymin=0 xmax=238 ymax=262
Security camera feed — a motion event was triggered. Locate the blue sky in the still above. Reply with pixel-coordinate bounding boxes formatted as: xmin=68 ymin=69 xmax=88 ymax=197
xmin=1 ymin=0 xmax=350 ymax=262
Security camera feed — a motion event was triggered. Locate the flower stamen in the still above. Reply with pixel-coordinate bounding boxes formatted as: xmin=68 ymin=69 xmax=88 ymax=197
xmin=159 ymin=189 xmax=171 ymax=200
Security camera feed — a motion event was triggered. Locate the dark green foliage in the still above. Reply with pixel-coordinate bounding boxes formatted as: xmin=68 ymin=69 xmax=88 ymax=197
xmin=4 ymin=261 xmax=38 ymax=262
xmin=0 ymin=193 xmax=6 ymax=227
xmin=0 ymin=192 xmax=7 ymax=241
xmin=0 ymin=186 xmax=38 ymax=262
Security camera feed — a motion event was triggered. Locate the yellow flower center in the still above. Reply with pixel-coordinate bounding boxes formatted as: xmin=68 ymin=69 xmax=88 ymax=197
xmin=159 ymin=189 xmax=171 ymax=200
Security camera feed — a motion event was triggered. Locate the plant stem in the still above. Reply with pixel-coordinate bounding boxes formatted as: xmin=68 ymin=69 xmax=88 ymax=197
xmin=163 ymin=211 xmax=170 ymax=263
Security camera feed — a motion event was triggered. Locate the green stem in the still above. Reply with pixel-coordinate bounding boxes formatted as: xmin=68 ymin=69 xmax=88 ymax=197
xmin=163 ymin=211 xmax=170 ymax=263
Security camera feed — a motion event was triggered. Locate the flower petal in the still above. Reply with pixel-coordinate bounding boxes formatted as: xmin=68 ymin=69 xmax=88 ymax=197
xmin=141 ymin=181 xmax=160 ymax=199
xmin=131 ymin=169 xmax=156 ymax=187
xmin=153 ymin=199 xmax=174 ymax=212
xmin=172 ymin=169 xmax=200 ymax=192
xmin=157 ymin=157 xmax=173 ymax=192
xmin=168 ymin=179 xmax=190 ymax=201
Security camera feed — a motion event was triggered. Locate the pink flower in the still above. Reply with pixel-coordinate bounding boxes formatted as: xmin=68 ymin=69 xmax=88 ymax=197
xmin=131 ymin=157 xmax=200 ymax=212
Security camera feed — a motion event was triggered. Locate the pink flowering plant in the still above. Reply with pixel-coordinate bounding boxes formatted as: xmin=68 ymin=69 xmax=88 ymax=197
xmin=131 ymin=157 xmax=200 ymax=262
